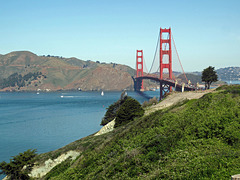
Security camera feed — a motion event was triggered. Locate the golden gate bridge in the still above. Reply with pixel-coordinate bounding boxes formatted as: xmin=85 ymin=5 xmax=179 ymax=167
xmin=133 ymin=28 xmax=196 ymax=100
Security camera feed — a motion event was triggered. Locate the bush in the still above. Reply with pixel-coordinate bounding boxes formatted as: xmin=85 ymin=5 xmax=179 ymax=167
xmin=149 ymin=96 xmax=158 ymax=105
xmin=142 ymin=101 xmax=149 ymax=108
xmin=100 ymin=103 xmax=118 ymax=125
xmin=114 ymin=98 xmax=144 ymax=128
xmin=101 ymin=91 xmax=128 ymax=126
xmin=216 ymin=84 xmax=240 ymax=95
xmin=142 ymin=97 xmax=158 ymax=108
xmin=0 ymin=149 xmax=37 ymax=179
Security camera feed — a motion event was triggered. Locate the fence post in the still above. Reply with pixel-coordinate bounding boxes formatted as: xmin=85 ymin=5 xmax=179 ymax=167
xmin=182 ymin=83 xmax=185 ymax=92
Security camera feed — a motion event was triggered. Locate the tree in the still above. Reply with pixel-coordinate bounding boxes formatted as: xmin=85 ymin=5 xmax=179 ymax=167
xmin=202 ymin=66 xmax=218 ymax=89
xmin=114 ymin=98 xmax=144 ymax=128
xmin=101 ymin=103 xmax=119 ymax=126
xmin=0 ymin=149 xmax=37 ymax=180
xmin=100 ymin=91 xmax=128 ymax=126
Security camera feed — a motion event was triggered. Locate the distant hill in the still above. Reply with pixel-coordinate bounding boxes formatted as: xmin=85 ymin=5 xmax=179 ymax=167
xmin=176 ymin=67 xmax=240 ymax=84
xmin=216 ymin=67 xmax=240 ymax=81
xmin=1 ymin=51 xmax=238 ymax=91
xmin=0 ymin=51 xmax=136 ymax=91
xmin=177 ymin=73 xmax=202 ymax=84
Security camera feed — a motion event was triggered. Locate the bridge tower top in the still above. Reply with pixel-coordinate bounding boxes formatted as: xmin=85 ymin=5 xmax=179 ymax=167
xmin=160 ymin=28 xmax=172 ymax=80
xmin=136 ymin=50 xmax=144 ymax=90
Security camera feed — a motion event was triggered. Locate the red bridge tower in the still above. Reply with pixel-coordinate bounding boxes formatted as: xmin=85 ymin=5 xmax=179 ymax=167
xmin=160 ymin=28 xmax=172 ymax=98
xmin=136 ymin=50 xmax=144 ymax=90
xmin=160 ymin=28 xmax=172 ymax=80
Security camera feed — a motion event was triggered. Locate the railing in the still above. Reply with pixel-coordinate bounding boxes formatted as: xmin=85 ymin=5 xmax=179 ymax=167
xmin=135 ymin=75 xmax=196 ymax=91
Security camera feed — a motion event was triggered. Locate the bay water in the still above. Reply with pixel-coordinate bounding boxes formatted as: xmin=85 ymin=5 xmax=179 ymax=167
xmin=0 ymin=91 xmax=159 ymax=167
xmin=225 ymin=80 xmax=240 ymax=85
xmin=1 ymin=81 xmax=239 ymax=179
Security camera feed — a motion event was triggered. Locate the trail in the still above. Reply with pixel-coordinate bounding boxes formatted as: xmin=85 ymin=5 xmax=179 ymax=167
xmin=145 ymin=89 xmax=215 ymax=115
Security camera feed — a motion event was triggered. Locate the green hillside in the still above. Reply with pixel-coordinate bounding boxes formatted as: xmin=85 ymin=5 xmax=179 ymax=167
xmin=34 ymin=85 xmax=240 ymax=179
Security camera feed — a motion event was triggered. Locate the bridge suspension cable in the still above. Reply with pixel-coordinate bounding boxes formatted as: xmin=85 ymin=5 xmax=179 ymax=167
xmin=148 ymin=31 xmax=160 ymax=74
xmin=172 ymin=35 xmax=188 ymax=83
xmin=148 ymin=30 xmax=171 ymax=75
xmin=143 ymin=56 xmax=149 ymax=74
xmin=135 ymin=28 xmax=196 ymax=100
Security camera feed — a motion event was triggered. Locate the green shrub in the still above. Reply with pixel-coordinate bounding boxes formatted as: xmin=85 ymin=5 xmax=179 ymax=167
xmin=217 ymin=84 xmax=240 ymax=95
xmin=100 ymin=103 xmax=119 ymax=125
xmin=114 ymin=98 xmax=144 ymax=128
xmin=101 ymin=92 xmax=128 ymax=126
xmin=142 ymin=97 xmax=158 ymax=108
xmin=0 ymin=149 xmax=37 ymax=180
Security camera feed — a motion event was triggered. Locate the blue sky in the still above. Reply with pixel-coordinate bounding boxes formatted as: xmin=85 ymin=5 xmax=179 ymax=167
xmin=0 ymin=0 xmax=239 ymax=71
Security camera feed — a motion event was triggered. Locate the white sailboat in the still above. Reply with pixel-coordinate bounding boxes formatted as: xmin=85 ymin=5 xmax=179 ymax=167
xmin=101 ymin=91 xmax=104 ymax=96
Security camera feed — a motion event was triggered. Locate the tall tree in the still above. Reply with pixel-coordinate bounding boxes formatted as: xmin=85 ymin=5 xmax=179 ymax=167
xmin=202 ymin=66 xmax=218 ymax=89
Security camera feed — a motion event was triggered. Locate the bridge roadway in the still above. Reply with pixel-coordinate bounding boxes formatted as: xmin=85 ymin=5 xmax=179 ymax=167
xmin=135 ymin=75 xmax=196 ymax=92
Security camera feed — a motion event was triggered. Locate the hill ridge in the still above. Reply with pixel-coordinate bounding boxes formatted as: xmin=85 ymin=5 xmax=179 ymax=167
xmin=0 ymin=51 xmax=136 ymax=91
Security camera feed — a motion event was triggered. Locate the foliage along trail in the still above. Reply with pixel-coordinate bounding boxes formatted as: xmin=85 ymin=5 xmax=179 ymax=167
xmin=39 ymin=85 xmax=240 ymax=180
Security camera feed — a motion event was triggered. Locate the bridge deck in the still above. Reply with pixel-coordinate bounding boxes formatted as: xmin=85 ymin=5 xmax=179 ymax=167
xmin=135 ymin=75 xmax=196 ymax=92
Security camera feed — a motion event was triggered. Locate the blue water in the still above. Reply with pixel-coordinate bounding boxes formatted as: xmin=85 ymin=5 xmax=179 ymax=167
xmin=0 ymin=91 xmax=159 ymax=170
xmin=225 ymin=80 xmax=240 ymax=85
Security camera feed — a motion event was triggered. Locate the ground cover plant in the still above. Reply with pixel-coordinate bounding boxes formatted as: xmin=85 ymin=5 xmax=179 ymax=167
xmin=30 ymin=85 xmax=240 ymax=179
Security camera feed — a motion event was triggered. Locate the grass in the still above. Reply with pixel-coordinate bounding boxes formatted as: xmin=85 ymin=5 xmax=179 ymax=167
xmin=34 ymin=85 xmax=240 ymax=179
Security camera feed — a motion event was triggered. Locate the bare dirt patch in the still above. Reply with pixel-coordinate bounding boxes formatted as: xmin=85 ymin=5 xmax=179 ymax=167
xmin=145 ymin=89 xmax=215 ymax=115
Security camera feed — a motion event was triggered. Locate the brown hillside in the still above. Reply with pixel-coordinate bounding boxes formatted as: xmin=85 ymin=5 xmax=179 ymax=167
xmin=0 ymin=51 xmax=136 ymax=91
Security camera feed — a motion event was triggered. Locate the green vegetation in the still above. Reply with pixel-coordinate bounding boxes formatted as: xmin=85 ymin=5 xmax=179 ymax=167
xmin=114 ymin=97 xmax=144 ymax=128
xmin=216 ymin=84 xmax=240 ymax=95
xmin=100 ymin=101 xmax=119 ymax=125
xmin=101 ymin=91 xmax=144 ymax=127
xmin=0 ymin=72 xmax=44 ymax=89
xmin=44 ymin=157 xmax=72 ymax=180
xmin=142 ymin=97 xmax=158 ymax=108
xmin=0 ymin=149 xmax=37 ymax=180
xmin=100 ymin=91 xmax=128 ymax=126
xmin=202 ymin=66 xmax=218 ymax=89
xmin=40 ymin=85 xmax=240 ymax=179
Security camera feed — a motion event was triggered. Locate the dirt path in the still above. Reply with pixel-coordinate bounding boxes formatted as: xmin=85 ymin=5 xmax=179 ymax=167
xmin=145 ymin=89 xmax=215 ymax=115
